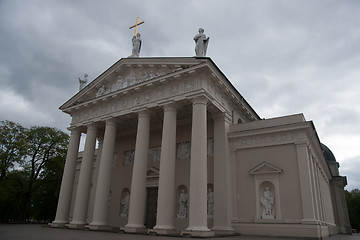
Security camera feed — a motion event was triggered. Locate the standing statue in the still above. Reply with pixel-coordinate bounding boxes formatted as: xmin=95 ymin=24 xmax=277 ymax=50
xmin=260 ymin=187 xmax=274 ymax=218
xmin=207 ymin=188 xmax=214 ymax=216
xmin=130 ymin=33 xmax=142 ymax=57
xmin=177 ymin=189 xmax=188 ymax=218
xmin=78 ymin=74 xmax=88 ymax=91
xmin=121 ymin=192 xmax=130 ymax=216
xmin=194 ymin=28 xmax=209 ymax=57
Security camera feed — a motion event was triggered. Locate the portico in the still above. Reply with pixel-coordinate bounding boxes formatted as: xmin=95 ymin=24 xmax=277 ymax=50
xmin=52 ymin=57 xmax=254 ymax=236
xmin=51 ymin=57 xmax=350 ymax=239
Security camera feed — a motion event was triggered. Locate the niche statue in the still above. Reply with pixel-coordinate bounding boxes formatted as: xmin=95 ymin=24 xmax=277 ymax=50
xmin=260 ymin=187 xmax=274 ymax=218
xmin=121 ymin=192 xmax=130 ymax=216
xmin=177 ymin=189 xmax=188 ymax=218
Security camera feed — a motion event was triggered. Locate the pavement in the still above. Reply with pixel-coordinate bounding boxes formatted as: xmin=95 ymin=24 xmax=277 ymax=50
xmin=0 ymin=224 xmax=360 ymax=240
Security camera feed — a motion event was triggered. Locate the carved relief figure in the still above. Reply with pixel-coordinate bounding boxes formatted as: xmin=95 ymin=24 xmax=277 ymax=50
xmin=260 ymin=187 xmax=274 ymax=218
xmin=121 ymin=191 xmax=130 ymax=216
xmin=96 ymin=85 xmax=105 ymax=97
xmin=194 ymin=28 xmax=209 ymax=57
xmin=207 ymin=188 xmax=214 ymax=216
xmin=131 ymin=33 xmax=142 ymax=57
xmin=78 ymin=74 xmax=88 ymax=91
xmin=112 ymin=76 xmax=124 ymax=91
xmin=177 ymin=189 xmax=188 ymax=218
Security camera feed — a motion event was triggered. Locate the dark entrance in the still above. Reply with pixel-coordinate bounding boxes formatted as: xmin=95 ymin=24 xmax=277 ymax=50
xmin=145 ymin=187 xmax=158 ymax=229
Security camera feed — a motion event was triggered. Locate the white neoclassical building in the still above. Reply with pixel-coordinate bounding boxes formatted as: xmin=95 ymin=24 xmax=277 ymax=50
xmin=50 ymin=57 xmax=351 ymax=239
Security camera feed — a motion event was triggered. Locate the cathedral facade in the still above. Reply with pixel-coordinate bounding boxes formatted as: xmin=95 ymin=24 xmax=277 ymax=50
xmin=51 ymin=57 xmax=351 ymax=239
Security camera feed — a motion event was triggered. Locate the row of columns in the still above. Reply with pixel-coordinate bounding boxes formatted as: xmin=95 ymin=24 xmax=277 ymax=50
xmin=52 ymin=97 xmax=232 ymax=236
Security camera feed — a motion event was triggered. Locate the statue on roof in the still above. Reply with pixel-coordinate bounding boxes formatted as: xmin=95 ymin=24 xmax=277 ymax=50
xmin=194 ymin=28 xmax=209 ymax=57
xmin=78 ymin=74 xmax=88 ymax=91
xmin=130 ymin=33 xmax=142 ymax=58
xmin=129 ymin=17 xmax=144 ymax=58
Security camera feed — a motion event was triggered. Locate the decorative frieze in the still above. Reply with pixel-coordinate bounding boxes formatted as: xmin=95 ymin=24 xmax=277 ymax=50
xmin=231 ymin=133 xmax=299 ymax=150
xmin=185 ymin=81 xmax=194 ymax=91
xmin=124 ymin=139 xmax=214 ymax=165
xmin=171 ymin=85 xmax=179 ymax=95
xmin=95 ymin=70 xmax=167 ymax=98
xmin=144 ymin=92 xmax=151 ymax=102
xmin=177 ymin=142 xmax=191 ymax=160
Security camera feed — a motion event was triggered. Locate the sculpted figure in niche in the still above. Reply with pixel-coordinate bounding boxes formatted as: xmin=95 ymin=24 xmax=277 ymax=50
xmin=131 ymin=33 xmax=142 ymax=57
xmin=177 ymin=189 xmax=188 ymax=218
xmin=121 ymin=191 xmax=130 ymax=216
xmin=261 ymin=187 xmax=274 ymax=218
xmin=194 ymin=28 xmax=209 ymax=57
xmin=207 ymin=188 xmax=214 ymax=216
xmin=78 ymin=74 xmax=88 ymax=91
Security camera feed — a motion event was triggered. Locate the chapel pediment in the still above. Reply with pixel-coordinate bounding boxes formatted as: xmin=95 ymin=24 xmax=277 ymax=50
xmin=147 ymin=167 xmax=159 ymax=178
xmin=249 ymin=162 xmax=283 ymax=175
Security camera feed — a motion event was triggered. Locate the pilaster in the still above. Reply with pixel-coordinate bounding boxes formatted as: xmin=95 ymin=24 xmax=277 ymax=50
xmin=296 ymin=141 xmax=317 ymax=224
xmin=212 ymin=113 xmax=234 ymax=234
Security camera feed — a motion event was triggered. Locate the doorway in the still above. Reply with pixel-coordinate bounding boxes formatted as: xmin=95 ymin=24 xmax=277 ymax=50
xmin=145 ymin=187 xmax=158 ymax=229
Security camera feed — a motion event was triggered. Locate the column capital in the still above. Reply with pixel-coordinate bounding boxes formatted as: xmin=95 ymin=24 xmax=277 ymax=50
xmin=192 ymin=96 xmax=208 ymax=106
xmin=138 ymin=110 xmax=150 ymax=119
xmin=105 ymin=118 xmax=117 ymax=126
xmin=212 ymin=112 xmax=232 ymax=123
xmin=67 ymin=127 xmax=81 ymax=134
xmin=295 ymin=140 xmax=309 ymax=147
xmin=163 ymin=103 xmax=178 ymax=112
xmin=86 ymin=122 xmax=98 ymax=131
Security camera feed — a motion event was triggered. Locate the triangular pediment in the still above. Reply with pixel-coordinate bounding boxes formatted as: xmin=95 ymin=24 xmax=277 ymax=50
xmin=147 ymin=167 xmax=159 ymax=178
xmin=60 ymin=57 xmax=261 ymax=126
xmin=249 ymin=161 xmax=283 ymax=175
xmin=60 ymin=57 xmax=206 ymax=112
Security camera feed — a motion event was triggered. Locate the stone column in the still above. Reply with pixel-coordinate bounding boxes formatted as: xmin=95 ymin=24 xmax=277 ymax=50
xmin=125 ymin=111 xmax=151 ymax=233
xmin=153 ymin=104 xmax=177 ymax=234
xmin=69 ymin=123 xmax=97 ymax=229
xmin=51 ymin=128 xmax=81 ymax=227
xmin=185 ymin=97 xmax=214 ymax=237
xmin=212 ymin=113 xmax=234 ymax=234
xmin=89 ymin=119 xmax=117 ymax=230
xmin=296 ymin=142 xmax=316 ymax=224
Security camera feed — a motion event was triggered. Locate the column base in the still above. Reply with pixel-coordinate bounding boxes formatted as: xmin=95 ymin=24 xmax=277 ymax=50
xmin=68 ymin=223 xmax=86 ymax=229
xmin=301 ymin=218 xmax=318 ymax=225
xmin=181 ymin=230 xmax=215 ymax=237
xmin=87 ymin=224 xmax=114 ymax=231
xmin=149 ymin=228 xmax=180 ymax=236
xmin=48 ymin=222 xmax=68 ymax=228
xmin=212 ymin=227 xmax=235 ymax=236
xmin=123 ymin=225 xmax=147 ymax=234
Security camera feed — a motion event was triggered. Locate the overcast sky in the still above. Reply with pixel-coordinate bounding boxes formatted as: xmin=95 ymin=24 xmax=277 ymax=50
xmin=0 ymin=0 xmax=359 ymax=190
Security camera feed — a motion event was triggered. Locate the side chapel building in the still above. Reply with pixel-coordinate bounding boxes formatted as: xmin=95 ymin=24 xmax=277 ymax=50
xmin=51 ymin=56 xmax=351 ymax=238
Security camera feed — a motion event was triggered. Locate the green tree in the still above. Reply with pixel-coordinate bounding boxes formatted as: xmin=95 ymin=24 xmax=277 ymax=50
xmin=346 ymin=189 xmax=360 ymax=231
xmin=18 ymin=126 xmax=69 ymax=221
xmin=0 ymin=120 xmax=27 ymax=181
xmin=0 ymin=170 xmax=27 ymax=222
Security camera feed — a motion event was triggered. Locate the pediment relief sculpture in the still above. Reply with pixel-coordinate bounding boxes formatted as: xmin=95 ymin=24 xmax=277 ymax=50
xmin=249 ymin=162 xmax=283 ymax=175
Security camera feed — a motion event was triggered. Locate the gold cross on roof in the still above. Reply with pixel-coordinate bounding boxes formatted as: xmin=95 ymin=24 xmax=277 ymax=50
xmin=129 ymin=17 xmax=144 ymax=36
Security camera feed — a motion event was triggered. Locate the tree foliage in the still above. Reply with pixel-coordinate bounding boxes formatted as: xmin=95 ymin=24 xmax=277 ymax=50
xmin=0 ymin=120 xmax=27 ymax=180
xmin=0 ymin=121 xmax=69 ymax=222
xmin=345 ymin=189 xmax=360 ymax=231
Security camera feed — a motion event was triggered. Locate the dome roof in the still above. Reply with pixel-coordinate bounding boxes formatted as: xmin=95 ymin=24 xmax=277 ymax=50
xmin=321 ymin=143 xmax=337 ymax=163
